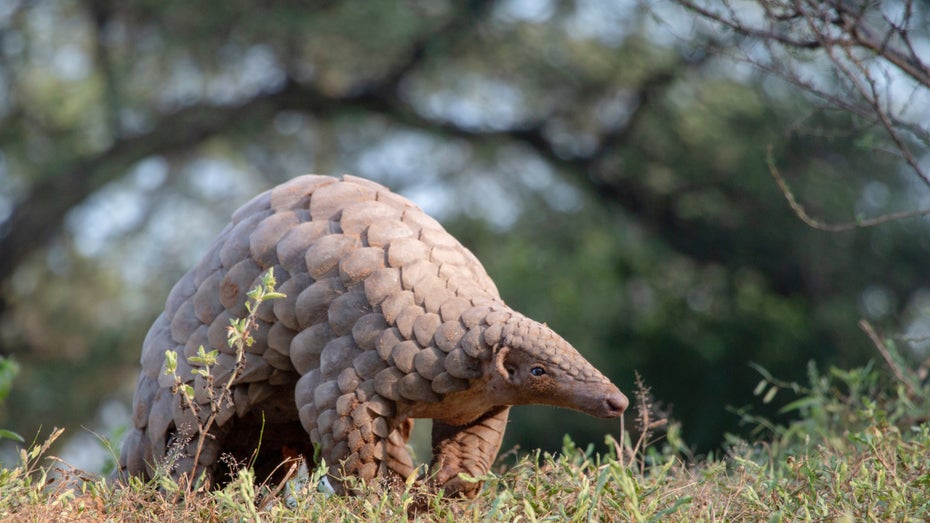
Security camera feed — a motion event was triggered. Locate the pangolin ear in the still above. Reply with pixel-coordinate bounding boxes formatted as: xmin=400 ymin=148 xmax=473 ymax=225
xmin=493 ymin=345 xmax=514 ymax=380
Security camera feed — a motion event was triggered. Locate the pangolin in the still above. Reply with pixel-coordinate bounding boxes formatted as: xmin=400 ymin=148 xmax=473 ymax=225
xmin=118 ymin=174 xmax=628 ymax=497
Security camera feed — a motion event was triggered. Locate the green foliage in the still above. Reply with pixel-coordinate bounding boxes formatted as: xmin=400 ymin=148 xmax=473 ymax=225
xmin=734 ymin=337 xmax=930 ymax=462
xmin=0 ymin=430 xmax=23 ymax=444
xmin=0 ymin=357 xmax=22 ymax=443
xmin=0 ymin=357 xmax=17 ymax=403
xmin=3 ymin=361 xmax=930 ymax=520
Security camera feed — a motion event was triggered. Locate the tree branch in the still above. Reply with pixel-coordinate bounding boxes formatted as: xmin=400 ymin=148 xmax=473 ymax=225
xmin=0 ymin=0 xmax=496 ymax=287
xmin=671 ymin=0 xmax=930 ymax=198
xmin=767 ymin=145 xmax=930 ymax=231
xmin=0 ymin=87 xmax=292 ymax=281
xmin=840 ymin=2 xmax=930 ymax=88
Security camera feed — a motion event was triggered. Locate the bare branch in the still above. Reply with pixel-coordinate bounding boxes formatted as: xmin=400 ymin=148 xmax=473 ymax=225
xmin=676 ymin=0 xmax=823 ymax=48
xmin=767 ymin=145 xmax=930 ymax=231
xmin=859 ymin=319 xmax=921 ymax=399
xmin=842 ymin=4 xmax=930 ymax=88
xmin=801 ymin=3 xmax=930 ymax=188
xmin=672 ymin=0 xmax=930 ymax=206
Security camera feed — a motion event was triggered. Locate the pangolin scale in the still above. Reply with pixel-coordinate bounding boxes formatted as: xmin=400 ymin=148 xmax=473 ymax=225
xmin=118 ymin=174 xmax=628 ymax=497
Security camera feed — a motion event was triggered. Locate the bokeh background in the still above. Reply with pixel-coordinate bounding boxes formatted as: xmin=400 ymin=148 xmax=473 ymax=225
xmin=1 ymin=0 xmax=929 ymax=472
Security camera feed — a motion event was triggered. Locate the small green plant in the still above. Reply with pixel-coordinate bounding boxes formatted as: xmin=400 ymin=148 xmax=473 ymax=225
xmin=162 ymin=268 xmax=286 ymax=494
xmin=739 ymin=319 xmax=930 ymax=458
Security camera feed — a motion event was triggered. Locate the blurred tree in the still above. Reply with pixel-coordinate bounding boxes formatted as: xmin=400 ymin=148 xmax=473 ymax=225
xmin=0 ymin=0 xmax=928 ymax=464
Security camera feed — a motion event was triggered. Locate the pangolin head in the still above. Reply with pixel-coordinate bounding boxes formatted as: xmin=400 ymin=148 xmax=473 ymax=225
xmin=486 ymin=316 xmax=628 ymax=418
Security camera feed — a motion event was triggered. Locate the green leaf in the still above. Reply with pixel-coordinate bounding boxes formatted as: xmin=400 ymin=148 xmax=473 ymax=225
xmin=0 ymin=429 xmax=24 ymax=443
xmin=762 ymin=386 xmax=778 ymax=404
xmin=0 ymin=356 xmax=20 ymax=402
xmin=778 ymin=396 xmax=821 ymax=415
xmin=261 ymin=269 xmax=277 ymax=289
xmin=180 ymin=384 xmax=195 ymax=399
xmin=187 ymin=345 xmax=218 ymax=366
xmin=456 ymin=472 xmax=481 ymax=484
xmin=523 ymin=499 xmax=537 ymax=522
xmin=164 ymin=351 xmax=178 ymax=375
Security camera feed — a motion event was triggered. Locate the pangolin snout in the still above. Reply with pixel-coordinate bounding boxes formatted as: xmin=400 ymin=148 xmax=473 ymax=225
xmin=604 ymin=390 xmax=629 ymax=417
xmin=571 ymin=382 xmax=629 ymax=418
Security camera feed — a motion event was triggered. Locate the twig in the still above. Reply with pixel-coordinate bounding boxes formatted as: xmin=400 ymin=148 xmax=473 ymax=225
xmin=767 ymin=145 xmax=930 ymax=231
xmin=617 ymin=415 xmax=625 ymax=468
xmin=257 ymin=457 xmax=302 ymax=512
xmin=858 ymin=318 xmax=920 ymax=398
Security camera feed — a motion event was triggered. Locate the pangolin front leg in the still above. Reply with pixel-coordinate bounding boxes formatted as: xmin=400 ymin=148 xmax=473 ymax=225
xmin=429 ymin=406 xmax=510 ymax=498
xmin=378 ymin=418 xmax=415 ymax=487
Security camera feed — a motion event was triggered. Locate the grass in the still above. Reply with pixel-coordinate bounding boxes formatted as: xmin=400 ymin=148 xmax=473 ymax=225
xmin=3 ymin=273 xmax=929 ymax=521
xmin=3 ymin=354 xmax=930 ymax=522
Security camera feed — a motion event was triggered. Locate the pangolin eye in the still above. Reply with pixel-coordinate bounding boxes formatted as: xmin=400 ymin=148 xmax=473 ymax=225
xmin=530 ymin=366 xmax=546 ymax=377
